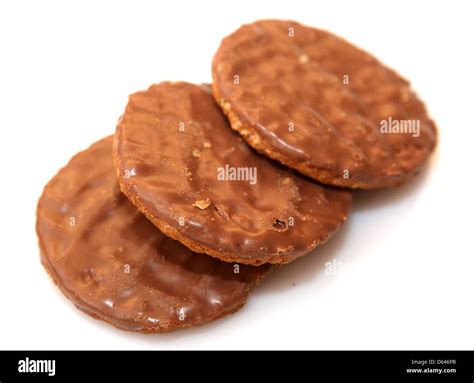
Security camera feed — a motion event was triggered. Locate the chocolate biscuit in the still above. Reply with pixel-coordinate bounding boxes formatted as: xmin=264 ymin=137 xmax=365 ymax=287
xmin=36 ymin=137 xmax=272 ymax=333
xmin=113 ymin=82 xmax=352 ymax=265
xmin=212 ymin=20 xmax=437 ymax=189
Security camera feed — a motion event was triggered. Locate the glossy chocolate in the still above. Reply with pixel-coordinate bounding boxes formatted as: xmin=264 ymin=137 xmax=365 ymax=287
xmin=212 ymin=20 xmax=437 ymax=189
xmin=114 ymin=82 xmax=352 ymax=265
xmin=36 ymin=137 xmax=272 ymax=333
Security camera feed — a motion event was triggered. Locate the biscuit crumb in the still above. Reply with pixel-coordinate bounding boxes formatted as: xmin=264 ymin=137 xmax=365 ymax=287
xmin=281 ymin=177 xmax=293 ymax=185
xmin=233 ymin=119 xmax=242 ymax=129
xmin=299 ymin=54 xmax=309 ymax=64
xmin=192 ymin=149 xmax=202 ymax=157
xmin=203 ymin=141 xmax=212 ymax=148
xmin=193 ymin=198 xmax=211 ymax=209
xmin=222 ymin=101 xmax=231 ymax=111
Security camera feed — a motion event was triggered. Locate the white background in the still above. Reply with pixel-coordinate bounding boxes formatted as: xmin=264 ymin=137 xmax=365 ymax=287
xmin=0 ymin=0 xmax=472 ymax=350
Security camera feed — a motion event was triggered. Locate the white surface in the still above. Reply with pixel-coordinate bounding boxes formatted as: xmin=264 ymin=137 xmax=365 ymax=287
xmin=0 ymin=0 xmax=472 ymax=350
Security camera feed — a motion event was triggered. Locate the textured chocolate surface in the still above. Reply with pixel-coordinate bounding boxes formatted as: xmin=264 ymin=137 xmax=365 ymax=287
xmin=114 ymin=82 xmax=351 ymax=265
xmin=212 ymin=20 xmax=437 ymax=189
xmin=36 ymin=137 xmax=272 ymax=333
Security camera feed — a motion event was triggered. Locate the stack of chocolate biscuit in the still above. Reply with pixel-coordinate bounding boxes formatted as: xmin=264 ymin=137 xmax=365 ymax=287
xmin=36 ymin=20 xmax=437 ymax=332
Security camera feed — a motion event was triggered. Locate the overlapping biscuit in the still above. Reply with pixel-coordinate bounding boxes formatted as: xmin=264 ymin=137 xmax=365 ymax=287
xmin=36 ymin=137 xmax=272 ymax=333
xmin=212 ymin=20 xmax=437 ymax=189
xmin=113 ymin=82 xmax=352 ymax=265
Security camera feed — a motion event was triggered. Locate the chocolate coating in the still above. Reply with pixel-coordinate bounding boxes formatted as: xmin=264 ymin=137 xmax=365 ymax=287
xmin=212 ymin=20 xmax=437 ymax=189
xmin=36 ymin=137 xmax=272 ymax=333
xmin=114 ymin=82 xmax=352 ymax=265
